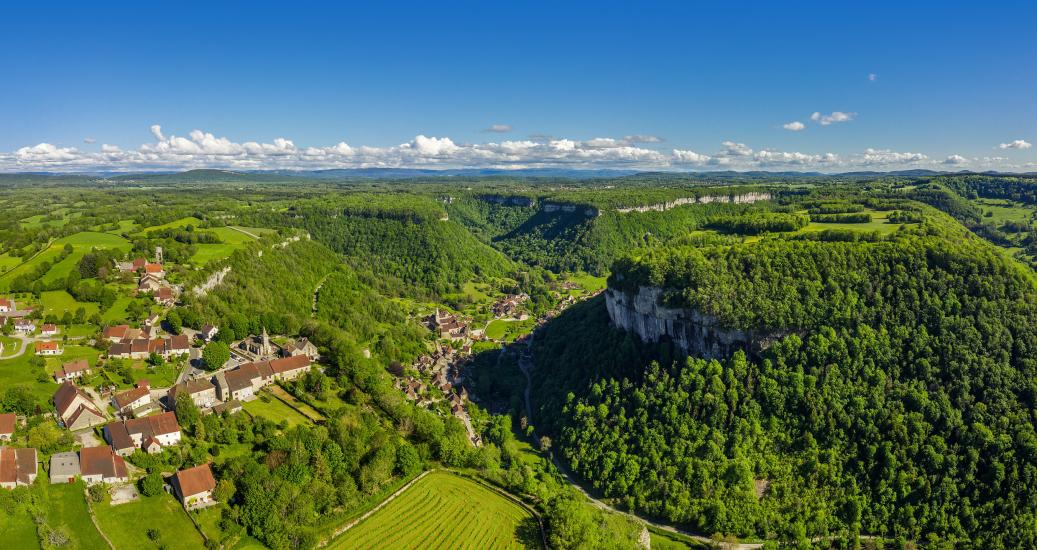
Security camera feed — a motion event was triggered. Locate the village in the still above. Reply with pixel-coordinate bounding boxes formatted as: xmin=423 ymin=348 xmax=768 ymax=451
xmin=0 ymin=246 xmax=322 ymax=520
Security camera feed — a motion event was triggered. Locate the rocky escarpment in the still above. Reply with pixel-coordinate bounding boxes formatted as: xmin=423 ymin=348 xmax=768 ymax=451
xmin=614 ymin=192 xmax=772 ymax=213
xmin=605 ymin=286 xmax=785 ymax=359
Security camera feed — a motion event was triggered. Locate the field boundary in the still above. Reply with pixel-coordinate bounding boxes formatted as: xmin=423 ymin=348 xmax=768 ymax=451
xmin=319 ymin=470 xmax=432 ymax=547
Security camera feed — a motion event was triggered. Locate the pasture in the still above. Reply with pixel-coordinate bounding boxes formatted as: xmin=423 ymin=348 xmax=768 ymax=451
xmin=41 ymin=290 xmax=100 ymax=318
xmin=94 ymin=493 xmax=206 ymax=550
xmin=38 ymin=481 xmax=110 ymax=549
xmin=328 ymin=471 xmax=539 ymax=549
xmin=485 ymin=318 xmax=536 ymax=342
xmin=243 ymin=391 xmax=313 ymax=427
xmin=191 ymin=243 xmax=239 ymax=265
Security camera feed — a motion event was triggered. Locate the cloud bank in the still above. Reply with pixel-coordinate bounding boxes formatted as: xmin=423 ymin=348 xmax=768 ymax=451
xmin=0 ymin=124 xmax=1028 ymax=173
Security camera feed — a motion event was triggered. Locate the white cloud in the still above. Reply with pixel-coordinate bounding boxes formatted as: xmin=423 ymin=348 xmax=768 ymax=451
xmin=720 ymin=140 xmax=753 ymax=156
xmin=83 ymin=138 xmax=96 ymax=144
xmin=14 ymin=143 xmax=81 ymax=162
xmin=868 ymin=73 xmax=877 ymax=82
xmin=484 ymin=124 xmax=512 ymax=133
xmin=0 ymin=125 xmax=1023 ymax=173
xmin=671 ymin=149 xmax=711 ymax=164
xmin=623 ymin=135 xmax=663 ymax=144
xmin=858 ymin=148 xmax=928 ymax=165
xmin=810 ymin=111 xmax=856 ymax=125
xmin=999 ymin=139 xmax=1032 ymax=150
xmin=783 ymin=121 xmax=805 ymax=131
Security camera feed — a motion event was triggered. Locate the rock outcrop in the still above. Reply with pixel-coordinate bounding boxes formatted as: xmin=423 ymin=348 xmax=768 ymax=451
xmin=605 ymin=286 xmax=784 ymax=359
xmin=614 ymin=192 xmax=772 ymax=213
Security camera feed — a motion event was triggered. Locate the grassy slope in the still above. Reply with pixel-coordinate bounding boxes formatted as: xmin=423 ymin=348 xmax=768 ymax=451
xmin=329 ymin=471 xmax=537 ymax=550
xmin=94 ymin=493 xmax=206 ymax=550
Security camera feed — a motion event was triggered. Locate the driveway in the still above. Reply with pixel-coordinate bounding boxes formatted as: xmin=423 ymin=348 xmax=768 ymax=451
xmin=74 ymin=429 xmax=103 ymax=448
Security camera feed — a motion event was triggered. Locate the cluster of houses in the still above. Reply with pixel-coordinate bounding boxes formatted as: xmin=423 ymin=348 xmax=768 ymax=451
xmin=426 ymin=309 xmax=470 ymax=341
xmin=106 ymin=328 xmax=191 ymax=360
xmin=117 ymin=251 xmax=178 ymax=307
xmin=214 ymin=355 xmax=313 ymax=402
xmin=234 ymin=328 xmax=319 ymax=363
xmin=491 ymin=293 xmax=529 ymax=319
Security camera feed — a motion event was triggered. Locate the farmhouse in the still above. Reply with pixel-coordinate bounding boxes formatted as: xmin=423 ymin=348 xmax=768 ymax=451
xmin=40 ymin=323 xmax=58 ymax=336
xmin=169 ymin=378 xmax=217 ymax=409
xmin=103 ymin=324 xmax=131 ymax=342
xmin=80 ymin=446 xmax=128 ymax=485
xmin=54 ymin=382 xmax=107 ymax=430
xmin=148 ymin=334 xmax=191 ymax=358
xmin=14 ymin=318 xmax=35 ymax=333
xmin=0 ymin=413 xmax=15 ymax=441
xmin=35 ymin=341 xmax=63 ymax=356
xmin=108 ymin=338 xmax=149 ymax=359
xmin=0 ymin=447 xmax=38 ymax=489
xmin=155 ymin=287 xmax=175 ymax=306
xmin=137 ymin=273 xmax=164 ymax=292
xmin=200 ymin=324 xmax=219 ymax=341
xmin=171 ymin=463 xmax=217 ymax=510
xmin=282 ymin=336 xmax=319 ymax=360
xmin=54 ymin=359 xmax=92 ymax=383
xmin=104 ymin=411 xmax=182 ymax=456
xmin=0 ymin=297 xmax=14 ymax=312
xmin=50 ymin=451 xmax=81 ymax=484
xmin=112 ymin=382 xmax=153 ymax=415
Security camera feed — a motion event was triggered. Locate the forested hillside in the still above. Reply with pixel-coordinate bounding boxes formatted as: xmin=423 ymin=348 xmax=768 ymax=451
xmin=256 ymin=194 xmax=517 ymax=295
xmin=532 ymin=229 xmax=1037 ymax=547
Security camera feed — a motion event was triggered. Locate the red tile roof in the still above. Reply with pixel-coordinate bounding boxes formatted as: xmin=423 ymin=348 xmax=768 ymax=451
xmin=103 ymin=325 xmax=130 ymax=339
xmin=41 ymin=323 xmax=57 ymax=332
xmin=174 ymin=463 xmax=216 ymax=497
xmin=0 ymin=413 xmax=15 ymax=436
xmin=144 ymin=263 xmax=164 ymax=273
xmin=35 ymin=341 xmax=60 ymax=352
xmin=80 ymin=446 xmax=127 ymax=479
xmin=0 ymin=298 xmax=13 ymax=309
xmin=113 ymin=386 xmax=150 ymax=410
xmin=270 ymin=355 xmax=310 ymax=374
xmin=0 ymin=447 xmax=37 ymax=485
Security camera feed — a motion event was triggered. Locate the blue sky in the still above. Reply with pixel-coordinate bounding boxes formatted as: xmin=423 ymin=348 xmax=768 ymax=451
xmin=2 ymin=1 xmax=1035 ymax=172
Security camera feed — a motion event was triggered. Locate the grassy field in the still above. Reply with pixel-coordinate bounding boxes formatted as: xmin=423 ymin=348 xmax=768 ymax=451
xmin=44 ymin=344 xmax=101 ymax=375
xmin=101 ymin=295 xmax=135 ymax=322
xmin=190 ymin=243 xmax=239 ymax=265
xmin=0 ymin=501 xmax=37 ymax=549
xmin=41 ymin=290 xmax=101 ymax=318
xmin=0 ymin=231 xmax=131 ymax=291
xmin=0 ymin=348 xmax=57 ymax=407
xmin=0 ymin=252 xmax=22 ymax=273
xmin=243 ymin=392 xmax=312 ymax=427
xmin=94 ymin=493 xmax=206 ymax=550
xmin=485 ymin=318 xmax=537 ymax=342
xmin=267 ymin=385 xmax=325 ymax=422
xmin=39 ymin=480 xmax=111 ymax=549
xmin=136 ymin=216 xmax=204 ymax=236
xmin=799 ymin=209 xmax=905 ymax=234
xmin=328 ymin=471 xmax=539 ymax=549
xmin=209 ymin=226 xmax=259 ymax=245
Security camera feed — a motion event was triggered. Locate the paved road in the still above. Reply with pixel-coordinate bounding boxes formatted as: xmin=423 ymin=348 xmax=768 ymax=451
xmin=1 ymin=333 xmax=32 ymax=359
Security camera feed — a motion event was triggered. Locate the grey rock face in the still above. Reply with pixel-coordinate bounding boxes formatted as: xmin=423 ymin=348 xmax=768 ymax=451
xmin=605 ymin=286 xmax=781 ymax=359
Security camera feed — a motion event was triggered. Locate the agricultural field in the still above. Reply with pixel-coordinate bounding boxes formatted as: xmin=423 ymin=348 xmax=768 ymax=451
xmin=975 ymin=198 xmax=1035 ymax=226
xmin=0 ymin=503 xmax=37 ymax=550
xmin=94 ymin=493 xmax=206 ymax=550
xmin=799 ymin=208 xmax=906 ymax=234
xmin=38 ymin=481 xmax=111 ymax=549
xmin=191 ymin=243 xmax=239 ymax=265
xmin=267 ymin=385 xmax=325 ymax=422
xmin=101 ymin=295 xmax=135 ymax=322
xmin=485 ymin=318 xmax=537 ymax=342
xmin=0 ymin=349 xmax=56 ymax=406
xmin=328 ymin=471 xmax=540 ymax=550
xmin=41 ymin=290 xmax=101 ymax=318
xmin=243 ymin=391 xmax=313 ymax=427
xmin=0 ymin=252 xmax=22 ymax=273
xmin=136 ymin=216 xmax=204 ymax=236
xmin=0 ymin=231 xmax=131 ymax=291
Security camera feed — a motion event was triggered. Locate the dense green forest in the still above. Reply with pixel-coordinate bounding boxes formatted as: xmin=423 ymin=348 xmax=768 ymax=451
xmin=533 ymin=227 xmax=1037 ymax=548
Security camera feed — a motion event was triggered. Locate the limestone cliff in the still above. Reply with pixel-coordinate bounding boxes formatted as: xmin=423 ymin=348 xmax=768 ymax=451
xmin=605 ymin=286 xmax=785 ymax=359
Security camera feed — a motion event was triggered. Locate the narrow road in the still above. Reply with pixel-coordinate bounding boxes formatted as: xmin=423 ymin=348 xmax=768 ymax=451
xmin=1 ymin=333 xmax=32 ymax=359
xmin=227 ymin=226 xmax=261 ymax=240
